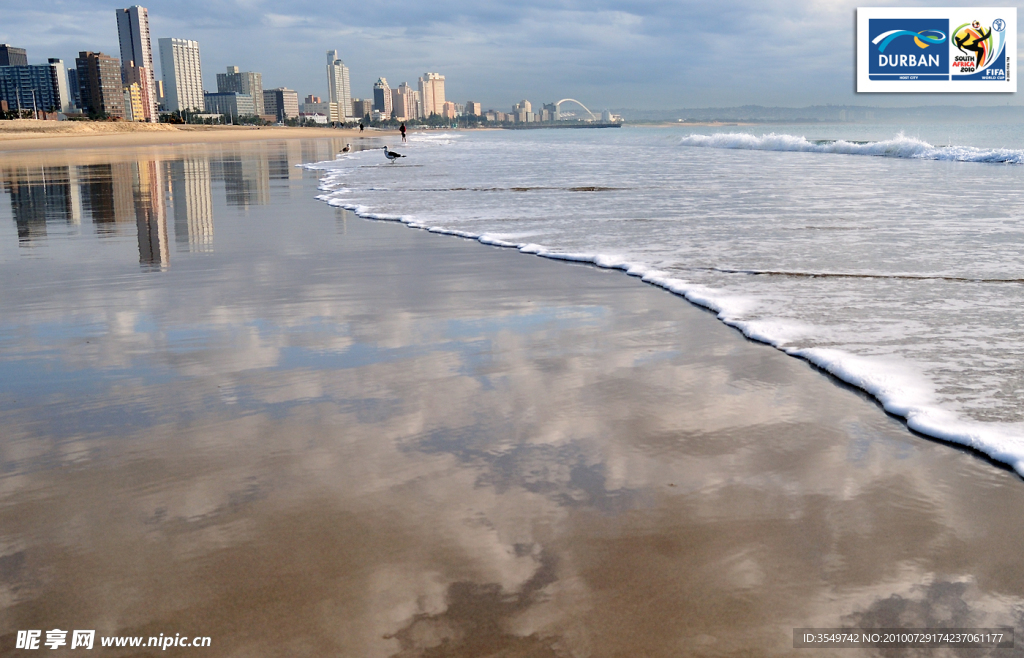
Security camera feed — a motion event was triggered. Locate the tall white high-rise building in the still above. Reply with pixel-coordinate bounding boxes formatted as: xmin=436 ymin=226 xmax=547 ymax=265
xmin=418 ymin=72 xmax=445 ymax=117
xmin=158 ymin=38 xmax=204 ymax=113
xmin=116 ymin=6 xmax=158 ymax=121
xmin=326 ymin=50 xmax=351 ymax=120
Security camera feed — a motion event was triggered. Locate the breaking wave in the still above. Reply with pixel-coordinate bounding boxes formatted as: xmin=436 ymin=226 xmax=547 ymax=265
xmin=680 ymin=132 xmax=1024 ymax=164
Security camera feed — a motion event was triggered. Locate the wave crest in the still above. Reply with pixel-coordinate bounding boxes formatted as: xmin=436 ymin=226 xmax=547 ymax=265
xmin=680 ymin=132 xmax=1024 ymax=164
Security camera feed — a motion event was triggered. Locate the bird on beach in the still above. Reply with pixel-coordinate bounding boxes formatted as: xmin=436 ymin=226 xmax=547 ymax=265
xmin=383 ymin=146 xmax=405 ymax=163
xmin=341 ymin=144 xmax=351 ymax=153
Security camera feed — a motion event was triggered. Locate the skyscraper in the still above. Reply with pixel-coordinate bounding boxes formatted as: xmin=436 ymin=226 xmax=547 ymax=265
xmin=262 ymin=88 xmax=298 ymax=123
xmin=0 ymin=44 xmax=28 ymax=67
xmin=203 ymin=91 xmax=255 ymax=117
xmin=326 ymin=50 xmax=351 ymax=121
xmin=513 ymin=99 xmax=532 ymax=123
xmin=75 ymin=52 xmax=126 ymax=118
xmin=393 ymin=82 xmax=416 ymax=120
xmin=0 ymin=60 xmax=74 ymax=114
xmin=116 ymin=6 xmax=158 ymax=121
xmin=158 ymin=38 xmax=204 ymax=113
xmin=351 ymin=98 xmax=372 ymax=120
xmin=122 ymin=64 xmax=154 ymax=120
xmin=373 ymin=78 xmax=392 ymax=117
xmin=123 ymin=82 xmax=144 ymax=121
xmin=67 ymin=68 xmax=81 ymax=109
xmin=217 ymin=66 xmax=264 ymax=115
xmin=418 ymin=73 xmax=445 ymax=117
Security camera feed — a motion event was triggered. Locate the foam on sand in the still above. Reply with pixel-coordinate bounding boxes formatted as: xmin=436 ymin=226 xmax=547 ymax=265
xmin=307 ymin=130 xmax=1024 ymax=477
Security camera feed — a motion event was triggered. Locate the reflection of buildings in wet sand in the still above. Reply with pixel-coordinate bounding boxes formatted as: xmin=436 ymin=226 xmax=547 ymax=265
xmin=268 ymin=141 xmax=304 ymax=181
xmin=134 ymin=159 xmax=168 ymax=266
xmin=299 ymin=140 xmax=339 ymax=171
xmin=211 ymin=139 xmax=347 ymax=205
xmin=167 ymin=158 xmax=213 ymax=252
xmin=2 ymin=152 xmax=214 ymax=260
xmin=0 ymin=138 xmax=342 ymax=250
xmin=80 ymin=163 xmax=136 ymax=230
xmin=67 ymin=165 xmax=83 ymax=225
xmin=296 ymin=139 xmax=350 ymax=174
xmin=77 ymin=160 xmax=169 ymax=265
xmin=0 ymin=165 xmax=79 ymax=245
xmin=213 ymin=147 xmax=270 ymax=208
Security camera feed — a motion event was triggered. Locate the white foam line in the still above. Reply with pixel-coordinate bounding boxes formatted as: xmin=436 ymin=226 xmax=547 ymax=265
xmin=680 ymin=132 xmax=1024 ymax=164
xmin=308 ymin=163 xmax=1024 ymax=476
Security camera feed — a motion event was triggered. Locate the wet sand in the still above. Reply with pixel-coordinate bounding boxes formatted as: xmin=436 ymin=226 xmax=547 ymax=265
xmin=1 ymin=139 xmax=1023 ymax=657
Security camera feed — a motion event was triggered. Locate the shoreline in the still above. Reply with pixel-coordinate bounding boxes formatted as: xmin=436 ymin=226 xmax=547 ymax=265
xmin=312 ymin=157 xmax=1024 ymax=479
xmin=340 ymin=205 xmax=1024 ymax=478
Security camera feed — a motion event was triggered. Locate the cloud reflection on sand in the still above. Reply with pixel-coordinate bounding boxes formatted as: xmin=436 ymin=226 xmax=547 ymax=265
xmin=1 ymin=141 xmax=1024 ymax=656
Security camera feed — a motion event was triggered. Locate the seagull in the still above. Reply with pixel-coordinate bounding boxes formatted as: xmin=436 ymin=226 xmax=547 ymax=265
xmin=383 ymin=146 xmax=405 ymax=163
xmin=341 ymin=144 xmax=351 ymax=153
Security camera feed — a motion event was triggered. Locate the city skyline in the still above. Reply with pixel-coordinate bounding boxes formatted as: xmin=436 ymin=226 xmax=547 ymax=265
xmin=2 ymin=10 xmax=549 ymax=117
xmin=7 ymin=0 xmax=1024 ymax=110
xmin=4 ymin=8 xmax=541 ymax=120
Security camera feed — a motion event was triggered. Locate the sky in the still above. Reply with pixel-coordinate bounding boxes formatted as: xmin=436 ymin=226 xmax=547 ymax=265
xmin=2 ymin=0 xmax=1021 ymax=111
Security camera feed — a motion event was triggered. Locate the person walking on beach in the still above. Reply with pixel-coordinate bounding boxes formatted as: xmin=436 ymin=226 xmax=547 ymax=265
xmin=400 ymin=123 xmax=407 ymax=142
xmin=359 ymin=123 xmax=364 ymax=132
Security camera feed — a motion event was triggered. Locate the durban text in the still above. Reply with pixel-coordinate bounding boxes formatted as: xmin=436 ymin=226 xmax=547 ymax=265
xmin=878 ymin=54 xmax=941 ymax=67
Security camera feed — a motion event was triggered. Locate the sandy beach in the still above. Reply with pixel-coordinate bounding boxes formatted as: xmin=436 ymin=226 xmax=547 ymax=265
xmin=0 ymin=119 xmax=396 ymax=152
xmin=1 ymin=137 xmax=1023 ymax=657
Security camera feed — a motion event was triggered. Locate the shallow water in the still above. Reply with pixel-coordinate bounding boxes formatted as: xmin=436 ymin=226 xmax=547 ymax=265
xmin=3 ymin=140 xmax=1024 ymax=656
xmin=312 ymin=126 xmax=1024 ymax=474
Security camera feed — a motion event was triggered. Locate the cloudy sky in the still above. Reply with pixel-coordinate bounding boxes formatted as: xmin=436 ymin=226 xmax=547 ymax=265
xmin=3 ymin=0 xmax=1021 ymax=110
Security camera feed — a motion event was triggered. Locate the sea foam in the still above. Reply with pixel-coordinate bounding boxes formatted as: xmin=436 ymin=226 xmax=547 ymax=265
xmin=306 ymin=129 xmax=1024 ymax=476
xmin=680 ymin=132 xmax=1024 ymax=164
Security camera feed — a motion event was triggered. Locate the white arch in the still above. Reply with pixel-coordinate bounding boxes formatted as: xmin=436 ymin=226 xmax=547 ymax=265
xmin=555 ymin=98 xmax=598 ymax=121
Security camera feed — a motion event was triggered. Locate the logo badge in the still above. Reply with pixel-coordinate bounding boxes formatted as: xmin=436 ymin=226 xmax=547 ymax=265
xmin=868 ymin=19 xmax=950 ymax=80
xmin=858 ymin=8 xmax=1016 ymax=92
xmin=951 ymin=19 xmax=1007 ymax=79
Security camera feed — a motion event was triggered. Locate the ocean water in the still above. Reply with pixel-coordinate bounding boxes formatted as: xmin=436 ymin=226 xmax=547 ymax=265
xmin=311 ymin=125 xmax=1024 ymax=474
